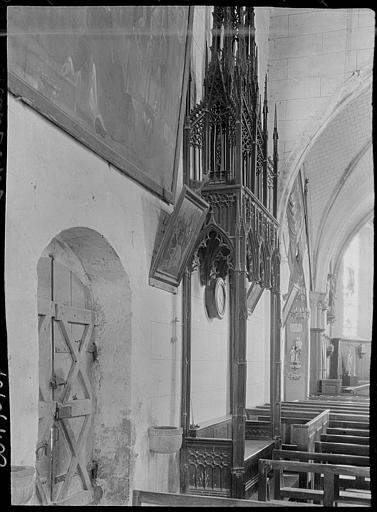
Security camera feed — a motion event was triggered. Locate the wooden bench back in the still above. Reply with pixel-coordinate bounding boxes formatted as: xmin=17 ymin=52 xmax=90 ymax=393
xmin=258 ymin=458 xmax=370 ymax=507
xmin=290 ymin=409 xmax=329 ymax=451
xmin=272 ymin=448 xmax=369 ymax=467
xmin=131 ymin=489 xmax=316 ymax=507
xmin=320 ymin=433 xmax=369 ymax=445
xmin=315 ymin=440 xmax=369 ymax=456
xmin=326 ymin=427 xmax=369 ymax=437
xmin=248 ymin=406 xmax=369 ymax=423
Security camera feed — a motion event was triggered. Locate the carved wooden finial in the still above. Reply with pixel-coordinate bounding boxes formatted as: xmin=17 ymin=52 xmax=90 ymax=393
xmin=263 ymin=74 xmax=268 ymax=130
xmin=273 ymin=104 xmax=279 ymax=140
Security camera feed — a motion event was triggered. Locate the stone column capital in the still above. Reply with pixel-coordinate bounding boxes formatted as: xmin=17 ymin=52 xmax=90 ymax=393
xmin=309 ymin=291 xmax=328 ymax=329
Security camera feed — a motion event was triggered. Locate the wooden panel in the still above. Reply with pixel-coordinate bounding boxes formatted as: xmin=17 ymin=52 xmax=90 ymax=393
xmin=320 ymin=434 xmax=369 ymax=445
xmin=244 ymin=441 xmax=274 ymax=498
xmin=315 ymin=441 xmax=369 ymax=457
xmin=261 ymin=456 xmax=370 ymax=506
xmin=36 ymin=257 xmax=54 ymax=503
xmin=291 ymin=410 xmax=329 ymax=451
xmin=326 ymin=427 xmax=369 ymax=437
xmin=259 ymin=458 xmax=370 ymax=477
xmin=37 ymin=257 xmax=95 ymax=505
xmin=189 ymin=417 xmax=232 ymax=439
xmin=55 ymin=303 xmax=96 ymax=325
xmin=132 ymin=489 xmax=316 ymax=507
xmin=183 ymin=438 xmax=232 ymax=497
xmin=272 ymin=449 xmax=369 ymax=467
xmin=245 ymin=421 xmax=272 ymax=439
xmin=330 ymin=419 xmax=370 ymax=429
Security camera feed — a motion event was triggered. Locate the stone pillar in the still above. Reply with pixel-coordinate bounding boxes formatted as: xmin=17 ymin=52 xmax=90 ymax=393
xmin=309 ymin=292 xmax=331 ymax=395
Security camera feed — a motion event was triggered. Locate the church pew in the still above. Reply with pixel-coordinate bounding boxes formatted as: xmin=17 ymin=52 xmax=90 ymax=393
xmin=272 ymin=448 xmax=369 ymax=467
xmin=272 ymin=449 xmax=370 ymax=494
xmin=330 ymin=419 xmax=369 ymax=429
xmin=258 ymin=458 xmax=370 ymax=506
xmin=309 ymin=395 xmax=369 ymax=403
xmin=278 ymin=400 xmax=369 ymax=411
xmin=131 ymin=489 xmax=316 ymax=507
xmin=315 ymin=440 xmax=369 ymax=457
xmin=280 ymin=403 xmax=369 ymax=415
xmin=326 ymin=427 xmax=369 ymax=437
xmin=320 ymin=434 xmax=369 ymax=445
xmin=285 ymin=399 xmax=369 ymax=408
xmin=251 ymin=405 xmax=369 ymax=420
xmin=248 ymin=407 xmax=369 ymax=430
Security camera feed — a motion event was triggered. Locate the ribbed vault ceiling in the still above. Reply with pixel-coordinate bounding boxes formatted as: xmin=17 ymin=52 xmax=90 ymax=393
xmin=303 ymin=87 xmax=373 ymax=290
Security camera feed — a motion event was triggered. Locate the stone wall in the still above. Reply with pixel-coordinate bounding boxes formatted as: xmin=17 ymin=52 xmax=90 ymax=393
xmin=6 ymin=94 xmax=183 ymax=504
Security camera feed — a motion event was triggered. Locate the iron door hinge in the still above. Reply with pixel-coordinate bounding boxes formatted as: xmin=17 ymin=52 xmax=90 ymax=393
xmin=55 ymin=403 xmax=72 ymax=420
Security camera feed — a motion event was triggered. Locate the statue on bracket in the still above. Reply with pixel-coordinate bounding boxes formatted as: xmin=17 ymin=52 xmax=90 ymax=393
xmin=289 ymin=337 xmax=303 ymax=370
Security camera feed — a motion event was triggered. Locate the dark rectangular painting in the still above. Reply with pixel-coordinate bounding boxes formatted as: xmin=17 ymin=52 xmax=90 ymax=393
xmin=7 ymin=6 xmax=192 ymax=202
xmin=150 ymin=185 xmax=209 ymax=293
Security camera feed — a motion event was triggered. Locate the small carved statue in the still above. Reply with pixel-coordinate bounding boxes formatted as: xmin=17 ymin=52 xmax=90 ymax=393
xmin=343 ymin=349 xmax=353 ymax=376
xmin=289 ymin=337 xmax=303 ymax=369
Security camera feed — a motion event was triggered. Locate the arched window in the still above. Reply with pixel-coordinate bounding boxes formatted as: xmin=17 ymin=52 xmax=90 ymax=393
xmin=342 ymin=234 xmax=359 ymax=337
xmin=341 ymin=220 xmax=373 ymax=340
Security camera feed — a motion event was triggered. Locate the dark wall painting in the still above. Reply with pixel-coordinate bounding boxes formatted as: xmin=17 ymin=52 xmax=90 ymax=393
xmin=150 ymin=185 xmax=209 ymax=293
xmin=7 ymin=6 xmax=192 ymax=202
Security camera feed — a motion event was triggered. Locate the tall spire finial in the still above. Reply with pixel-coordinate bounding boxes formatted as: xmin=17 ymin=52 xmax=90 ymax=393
xmin=274 ymin=104 xmax=278 ymax=138
xmin=263 ymin=74 xmax=268 ymax=127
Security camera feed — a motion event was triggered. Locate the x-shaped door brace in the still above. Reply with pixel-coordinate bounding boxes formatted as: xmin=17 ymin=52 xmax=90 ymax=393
xmin=52 ymin=304 xmax=95 ymax=502
xmin=37 ymin=299 xmax=96 ymax=503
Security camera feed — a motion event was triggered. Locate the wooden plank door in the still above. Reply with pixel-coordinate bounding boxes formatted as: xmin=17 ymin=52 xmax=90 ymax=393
xmin=36 ymin=256 xmax=95 ymax=505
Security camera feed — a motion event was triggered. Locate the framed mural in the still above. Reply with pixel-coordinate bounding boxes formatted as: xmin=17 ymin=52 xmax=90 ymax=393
xmin=7 ymin=6 xmax=193 ymax=203
xmin=149 ymin=185 xmax=209 ymax=293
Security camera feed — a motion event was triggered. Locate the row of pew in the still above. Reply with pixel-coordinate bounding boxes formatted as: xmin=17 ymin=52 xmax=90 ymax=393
xmin=256 ymin=397 xmax=370 ymax=506
xmin=132 ymin=397 xmax=370 ymax=507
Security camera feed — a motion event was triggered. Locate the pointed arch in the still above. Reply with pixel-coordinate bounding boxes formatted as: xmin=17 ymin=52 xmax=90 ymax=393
xmin=192 ymin=220 xmax=234 ymax=286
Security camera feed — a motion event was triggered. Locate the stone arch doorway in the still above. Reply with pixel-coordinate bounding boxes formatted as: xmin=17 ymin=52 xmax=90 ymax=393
xmin=35 ymin=227 xmax=133 ymax=505
xmin=36 ymin=243 xmax=96 ymax=505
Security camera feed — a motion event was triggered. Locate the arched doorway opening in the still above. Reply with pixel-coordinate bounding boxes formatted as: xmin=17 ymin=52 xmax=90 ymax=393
xmin=35 ymin=227 xmax=133 ymax=505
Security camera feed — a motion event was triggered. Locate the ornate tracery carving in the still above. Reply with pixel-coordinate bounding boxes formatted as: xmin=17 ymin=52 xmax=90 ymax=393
xmin=192 ymin=217 xmax=234 ymax=286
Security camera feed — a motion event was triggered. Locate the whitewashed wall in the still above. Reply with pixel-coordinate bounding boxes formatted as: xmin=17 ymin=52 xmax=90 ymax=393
xmin=246 ymin=290 xmax=271 ymax=407
xmin=191 ymin=270 xmax=230 ymax=423
xmin=6 ymin=94 xmax=184 ymax=503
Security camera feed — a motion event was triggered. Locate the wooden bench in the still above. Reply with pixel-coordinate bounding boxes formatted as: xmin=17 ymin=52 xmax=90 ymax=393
xmin=286 ymin=398 xmax=369 ymax=407
xmin=326 ymin=427 xmax=369 ymax=437
xmin=258 ymin=458 xmax=370 ymax=506
xmin=309 ymin=394 xmax=369 ymax=403
xmin=315 ymin=440 xmax=369 ymax=457
xmin=250 ymin=405 xmax=369 ymax=423
xmin=272 ymin=448 xmax=370 ymax=493
xmin=279 ymin=400 xmax=369 ymax=413
xmin=343 ymin=382 xmax=370 ymax=395
xmin=320 ymin=433 xmax=369 ymax=445
xmin=247 ymin=408 xmax=330 ymax=449
xmin=131 ymin=489 xmax=316 ymax=507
